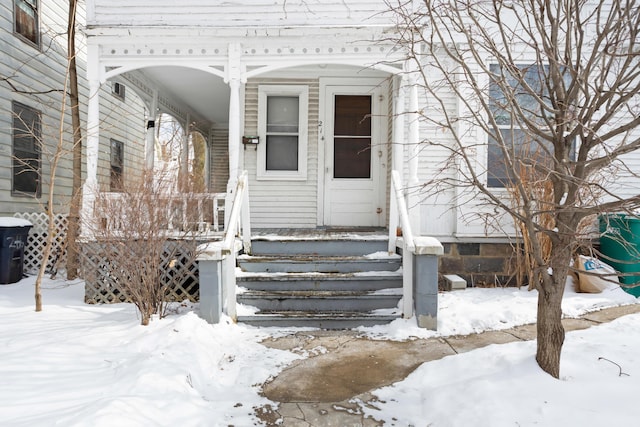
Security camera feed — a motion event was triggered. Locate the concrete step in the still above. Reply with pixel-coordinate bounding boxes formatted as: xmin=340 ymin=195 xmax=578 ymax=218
xmin=237 ymin=254 xmax=401 ymax=273
xmin=236 ymin=271 xmax=402 ymax=292
xmin=237 ymin=289 xmax=402 ymax=312
xmin=237 ymin=311 xmax=401 ymax=329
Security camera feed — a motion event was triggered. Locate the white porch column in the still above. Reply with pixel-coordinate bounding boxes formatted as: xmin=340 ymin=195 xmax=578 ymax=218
xmin=225 ymin=42 xmax=245 ymax=192
xmin=392 ymin=75 xmax=406 ymax=174
xmin=145 ymin=90 xmax=158 ymax=170
xmin=224 ymin=43 xmax=245 ymax=228
xmin=408 ymin=71 xmax=421 ymax=233
xmin=80 ymin=44 xmax=101 ymax=238
xmin=227 ymin=78 xmax=241 ymax=188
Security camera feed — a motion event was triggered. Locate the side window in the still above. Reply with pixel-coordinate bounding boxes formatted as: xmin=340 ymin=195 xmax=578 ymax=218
xmin=487 ymin=64 xmax=553 ymax=188
xmin=110 ymin=139 xmax=124 ymax=191
xmin=112 ymin=82 xmax=126 ymax=101
xmin=14 ymin=0 xmax=38 ymax=46
xmin=12 ymin=102 xmax=41 ymax=197
xmin=257 ymin=85 xmax=308 ymax=180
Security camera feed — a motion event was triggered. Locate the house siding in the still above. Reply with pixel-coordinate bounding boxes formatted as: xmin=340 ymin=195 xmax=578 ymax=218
xmin=0 ymin=1 xmax=146 ymax=217
xmin=88 ymin=1 xmax=395 ymax=28
xmin=243 ymin=78 xmax=319 ymax=228
xmin=210 ymin=126 xmax=230 ymax=195
xmin=411 ymin=65 xmax=459 ymax=237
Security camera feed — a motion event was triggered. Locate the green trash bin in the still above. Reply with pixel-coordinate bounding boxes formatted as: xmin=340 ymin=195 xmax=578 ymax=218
xmin=0 ymin=218 xmax=33 ymax=285
xmin=599 ymin=214 xmax=640 ymax=297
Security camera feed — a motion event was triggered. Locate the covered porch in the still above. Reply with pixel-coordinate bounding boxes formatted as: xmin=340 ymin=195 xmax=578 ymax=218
xmin=79 ymin=34 xmax=441 ymax=327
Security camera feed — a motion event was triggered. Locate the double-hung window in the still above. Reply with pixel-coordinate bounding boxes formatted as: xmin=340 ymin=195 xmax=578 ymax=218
xmin=487 ymin=64 xmax=554 ymax=188
xmin=12 ymin=102 xmax=41 ymax=197
xmin=14 ymin=0 xmax=38 ymax=46
xmin=257 ymin=85 xmax=308 ymax=180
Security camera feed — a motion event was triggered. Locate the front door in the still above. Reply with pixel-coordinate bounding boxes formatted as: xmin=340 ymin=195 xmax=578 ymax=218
xmin=321 ymin=79 xmax=387 ymax=227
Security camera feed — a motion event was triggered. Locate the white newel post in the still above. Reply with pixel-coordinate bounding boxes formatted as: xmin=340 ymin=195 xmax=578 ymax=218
xmin=408 ymin=72 xmax=421 ymax=234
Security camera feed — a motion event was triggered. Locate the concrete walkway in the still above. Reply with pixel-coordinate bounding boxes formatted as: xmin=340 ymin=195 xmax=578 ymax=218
xmin=255 ymin=304 xmax=640 ymax=426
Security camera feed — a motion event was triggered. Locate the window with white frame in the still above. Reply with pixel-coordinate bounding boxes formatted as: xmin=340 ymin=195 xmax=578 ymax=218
xmin=12 ymin=101 xmax=41 ymax=196
xmin=14 ymin=0 xmax=38 ymax=46
xmin=257 ymin=85 xmax=308 ymax=180
xmin=487 ymin=63 xmax=555 ymax=188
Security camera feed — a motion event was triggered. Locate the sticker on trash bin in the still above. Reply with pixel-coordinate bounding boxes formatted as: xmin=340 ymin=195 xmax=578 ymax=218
xmin=8 ymin=236 xmax=25 ymax=250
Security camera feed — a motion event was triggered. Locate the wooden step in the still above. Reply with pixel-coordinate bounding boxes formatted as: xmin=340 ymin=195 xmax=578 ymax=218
xmin=236 ymin=270 xmax=402 ymax=291
xmin=237 ymin=254 xmax=401 ymax=273
xmin=237 ymin=311 xmax=401 ymax=329
xmin=250 ymin=237 xmax=389 ymax=256
xmin=237 ymin=288 xmax=402 ymax=312
xmin=233 ymin=234 xmax=402 ymax=328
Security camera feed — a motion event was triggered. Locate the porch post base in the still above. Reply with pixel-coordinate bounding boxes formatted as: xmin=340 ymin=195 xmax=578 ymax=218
xmin=413 ymin=237 xmax=443 ymax=331
xmin=197 ymin=244 xmax=225 ymax=324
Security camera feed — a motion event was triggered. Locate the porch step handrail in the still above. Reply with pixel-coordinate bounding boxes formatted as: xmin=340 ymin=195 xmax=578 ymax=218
xmin=389 ymin=170 xmax=416 ymax=252
xmin=223 ymin=170 xmax=251 ymax=255
xmin=389 ymin=169 xmax=416 ymax=319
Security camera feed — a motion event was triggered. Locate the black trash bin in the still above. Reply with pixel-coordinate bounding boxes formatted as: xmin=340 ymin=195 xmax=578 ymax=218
xmin=0 ymin=218 xmax=33 ymax=284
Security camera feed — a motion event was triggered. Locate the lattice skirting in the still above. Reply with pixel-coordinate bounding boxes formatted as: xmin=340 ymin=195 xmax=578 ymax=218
xmin=81 ymin=240 xmax=201 ymax=304
xmin=14 ymin=213 xmax=68 ymax=274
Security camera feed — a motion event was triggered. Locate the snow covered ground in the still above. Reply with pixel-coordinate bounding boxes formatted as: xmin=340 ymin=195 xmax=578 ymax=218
xmin=0 ymin=275 xmax=638 ymax=426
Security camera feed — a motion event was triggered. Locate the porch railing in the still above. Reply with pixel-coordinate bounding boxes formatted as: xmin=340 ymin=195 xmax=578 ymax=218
xmin=99 ymin=191 xmax=227 ymax=235
xmin=388 ymin=169 xmax=443 ymax=328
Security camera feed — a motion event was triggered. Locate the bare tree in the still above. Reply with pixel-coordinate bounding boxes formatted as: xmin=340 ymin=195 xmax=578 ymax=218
xmin=88 ymin=171 xmax=203 ymax=325
xmin=388 ymin=0 xmax=640 ymax=377
xmin=33 ymin=67 xmax=73 ymax=312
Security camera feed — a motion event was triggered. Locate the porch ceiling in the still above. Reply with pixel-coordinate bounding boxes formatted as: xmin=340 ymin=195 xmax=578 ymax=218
xmin=123 ymin=64 xmax=394 ymax=130
xmin=134 ymin=66 xmax=230 ymax=127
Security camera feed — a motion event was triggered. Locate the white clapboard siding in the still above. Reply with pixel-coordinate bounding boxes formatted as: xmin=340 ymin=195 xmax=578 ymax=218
xmin=210 ymin=127 xmax=230 ymax=195
xmin=89 ymin=0 xmax=395 ymax=28
xmin=412 ymin=66 xmax=460 ymax=237
xmin=0 ymin=0 xmax=147 ymax=217
xmin=243 ymin=78 xmax=319 ymax=229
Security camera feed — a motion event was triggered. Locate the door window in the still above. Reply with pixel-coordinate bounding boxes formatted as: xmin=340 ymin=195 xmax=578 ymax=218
xmin=333 ymin=95 xmax=371 ymax=179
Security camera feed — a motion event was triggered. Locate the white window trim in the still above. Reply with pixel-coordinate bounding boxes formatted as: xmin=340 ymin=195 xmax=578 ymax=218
xmin=257 ymin=84 xmax=308 ymax=180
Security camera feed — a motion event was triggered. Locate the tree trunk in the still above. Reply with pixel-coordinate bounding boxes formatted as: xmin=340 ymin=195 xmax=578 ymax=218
xmin=535 ymin=277 xmax=566 ymax=378
xmin=35 ymin=286 xmax=42 ymax=312
xmin=65 ymin=0 xmax=82 ymax=280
